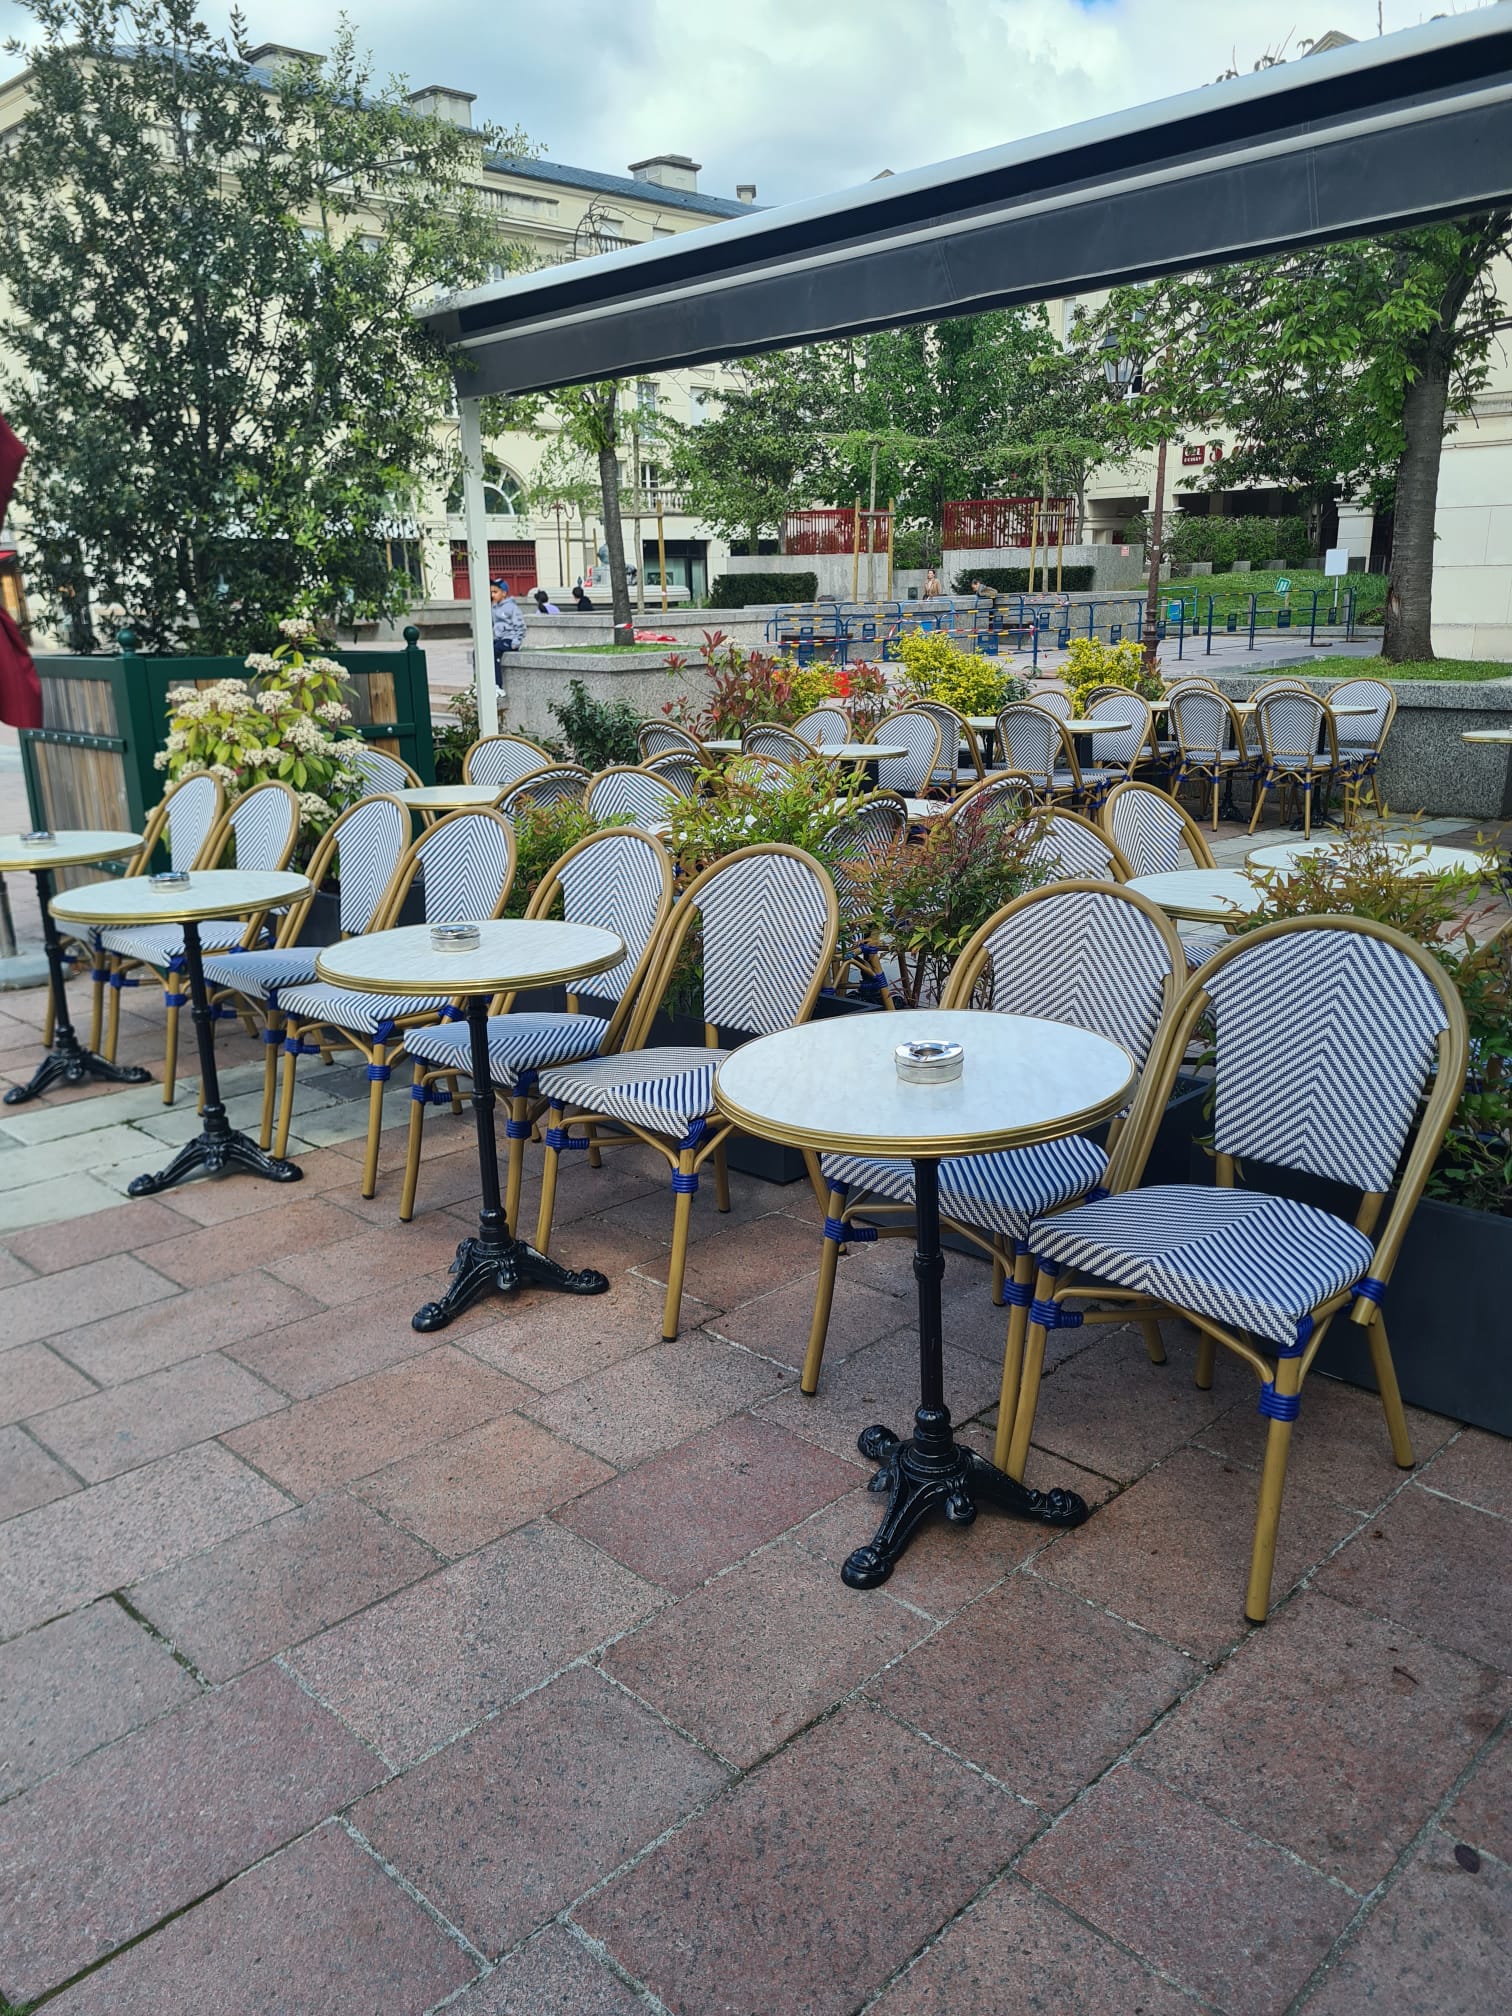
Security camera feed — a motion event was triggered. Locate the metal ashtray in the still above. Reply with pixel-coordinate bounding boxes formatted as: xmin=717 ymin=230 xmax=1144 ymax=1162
xmin=19 ymin=829 xmax=53 ymax=845
xmin=430 ymin=922 xmax=481 ymax=953
xmin=149 ymin=869 xmax=191 ymax=888
xmin=895 ymin=1039 xmax=964 ymax=1085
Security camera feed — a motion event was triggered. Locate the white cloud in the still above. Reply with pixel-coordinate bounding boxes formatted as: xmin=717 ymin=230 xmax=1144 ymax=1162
xmin=0 ymin=0 xmax=1483 ymax=205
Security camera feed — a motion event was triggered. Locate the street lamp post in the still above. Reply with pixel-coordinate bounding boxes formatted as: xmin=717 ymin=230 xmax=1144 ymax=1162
xmin=1102 ymin=336 xmax=1167 ymax=673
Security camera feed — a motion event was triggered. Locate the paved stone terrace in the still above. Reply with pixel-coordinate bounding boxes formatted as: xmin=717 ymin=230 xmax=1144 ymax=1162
xmin=0 ymin=975 xmax=1509 ymax=2015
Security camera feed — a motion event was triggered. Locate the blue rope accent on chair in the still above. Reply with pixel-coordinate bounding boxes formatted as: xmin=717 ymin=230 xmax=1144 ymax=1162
xmin=1030 ymin=1297 xmax=1082 ymax=1330
xmin=544 ymin=1127 xmax=590 ymax=1152
xmin=1354 ymin=1276 xmax=1386 ymax=1305
xmin=367 ymin=1063 xmax=391 ymax=1082
xmin=516 ymin=1068 xmax=539 ymax=1097
xmin=1002 ymin=1280 xmax=1032 ymax=1308
xmin=1278 ymin=1313 xmax=1314 ymax=1358
xmin=261 ymin=1026 xmax=283 ymax=1045
xmin=504 ymin=1117 xmax=532 ymax=1139
xmin=824 ymin=1217 xmax=877 ymax=1243
xmin=1085 ymin=1185 xmax=1110 ymax=1203
xmin=678 ymin=1117 xmax=709 ymax=1153
xmin=374 ymin=1019 xmax=398 ymax=1041
xmin=410 ymin=1081 xmax=453 ymax=1104
xmin=283 ymin=1035 xmax=323 ymax=1057
xmin=90 ymin=966 xmax=110 ymax=984
xmin=437 ymin=1005 xmax=464 ymax=1022
xmin=163 ymin=990 xmax=187 ymax=1008
xmin=108 ymin=972 xmax=139 ymax=989
xmin=671 ymin=1171 xmax=699 ymax=1194
xmin=1257 ymin=1381 xmax=1301 ymax=1422
xmin=208 ymin=1004 xmax=240 ymax=1022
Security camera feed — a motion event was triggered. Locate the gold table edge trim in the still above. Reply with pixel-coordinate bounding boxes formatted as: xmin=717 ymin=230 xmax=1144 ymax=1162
xmin=312 ymin=937 xmax=626 ymax=997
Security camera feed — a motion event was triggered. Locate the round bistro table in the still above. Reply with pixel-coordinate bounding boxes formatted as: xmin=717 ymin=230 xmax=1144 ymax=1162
xmin=0 ymin=830 xmax=146 ymax=1104
xmin=315 ymin=919 xmax=624 ymax=1331
xmin=1248 ymin=837 xmax=1489 ymax=877
xmin=51 ymin=869 xmax=311 ymax=1191
xmin=390 ymin=784 xmax=504 ymax=812
xmin=715 ymin=1009 xmax=1135 ymax=1590
xmin=1126 ymin=868 xmax=1255 ymax=924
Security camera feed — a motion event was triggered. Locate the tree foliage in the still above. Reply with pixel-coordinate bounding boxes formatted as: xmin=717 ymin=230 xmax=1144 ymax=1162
xmin=0 ymin=0 xmax=532 ymax=651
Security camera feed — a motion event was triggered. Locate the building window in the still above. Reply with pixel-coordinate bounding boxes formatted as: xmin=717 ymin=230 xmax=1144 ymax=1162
xmin=445 ymin=456 xmax=526 ymax=517
xmin=637 ymin=380 xmax=658 ymax=413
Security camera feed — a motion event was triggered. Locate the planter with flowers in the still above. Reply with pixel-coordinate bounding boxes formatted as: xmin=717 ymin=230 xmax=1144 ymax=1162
xmin=660 ymin=631 xmax=890 ymax=740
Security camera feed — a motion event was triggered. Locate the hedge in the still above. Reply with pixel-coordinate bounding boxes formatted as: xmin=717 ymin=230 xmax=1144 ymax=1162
xmin=708 ymin=571 xmax=819 ymax=608
xmin=1124 ymin=512 xmax=1312 ymax=570
xmin=951 ymin=566 xmax=1096 ymax=594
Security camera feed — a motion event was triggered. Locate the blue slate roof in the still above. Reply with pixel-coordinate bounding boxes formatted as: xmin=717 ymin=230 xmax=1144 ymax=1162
xmin=486 ymin=153 xmax=755 ymax=219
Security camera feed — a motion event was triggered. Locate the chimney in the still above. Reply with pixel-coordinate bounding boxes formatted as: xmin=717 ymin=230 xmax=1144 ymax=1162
xmin=242 ymin=42 xmax=323 ymax=74
xmin=406 ymin=85 xmax=476 ymax=127
xmin=627 ymin=153 xmax=700 ymax=193
xmin=736 ymin=182 xmax=757 ymax=204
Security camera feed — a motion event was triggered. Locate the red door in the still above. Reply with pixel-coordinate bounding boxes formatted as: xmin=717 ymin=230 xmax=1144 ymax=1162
xmin=450 ymin=540 xmax=538 ymax=599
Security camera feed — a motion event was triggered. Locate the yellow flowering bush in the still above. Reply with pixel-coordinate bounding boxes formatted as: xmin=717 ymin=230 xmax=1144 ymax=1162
xmin=1063 ymin=635 xmax=1164 ymax=713
xmin=895 ymin=632 xmax=1024 ymax=717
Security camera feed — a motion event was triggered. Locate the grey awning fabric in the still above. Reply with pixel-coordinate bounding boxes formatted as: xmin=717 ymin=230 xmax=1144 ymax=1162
xmin=421 ymin=12 xmax=1512 ymax=398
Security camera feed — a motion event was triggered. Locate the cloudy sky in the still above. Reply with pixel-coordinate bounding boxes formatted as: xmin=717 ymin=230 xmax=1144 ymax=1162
xmin=0 ymin=0 xmax=1489 ymax=207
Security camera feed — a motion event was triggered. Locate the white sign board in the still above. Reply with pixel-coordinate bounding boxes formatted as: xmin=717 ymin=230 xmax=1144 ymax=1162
xmin=1324 ymin=547 xmax=1350 ymax=577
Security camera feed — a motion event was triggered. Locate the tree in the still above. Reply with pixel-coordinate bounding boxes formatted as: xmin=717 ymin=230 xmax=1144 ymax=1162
xmin=0 ymin=0 xmax=532 ymax=651
xmin=663 ymin=349 xmax=834 ymax=554
xmin=541 ymin=383 xmax=634 ymax=632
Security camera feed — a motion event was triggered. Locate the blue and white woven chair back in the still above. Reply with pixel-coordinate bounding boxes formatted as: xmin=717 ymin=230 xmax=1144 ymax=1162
xmin=331 ymin=795 xmax=409 ymax=936
xmin=1171 ymin=689 xmax=1231 ymax=763
xmin=584 ymin=768 xmax=679 ymax=830
xmin=1108 ymin=786 xmax=1185 ymax=877
xmin=499 ymin=766 xmax=590 ymax=815
xmin=638 ymin=721 xmax=702 ymax=761
xmin=1088 ymin=692 xmax=1150 ymax=769
xmin=642 ymin=752 xmax=701 ymax=798
xmin=1257 ymin=692 xmax=1327 ymax=767
xmin=913 ymin=702 xmax=972 ymax=773
xmin=227 ymin=783 xmax=298 ymax=870
xmin=696 ymin=850 xmax=835 ymax=1036
xmin=793 ymin=707 xmax=850 ymax=747
xmin=1328 ymin=679 xmax=1393 ymax=755
xmin=995 ymin=705 xmax=1058 ymax=783
xmin=557 ymin=830 xmax=668 ymax=1002
xmin=978 ymin=885 xmax=1177 ymax=1068
xmin=1028 ymin=814 xmax=1121 ymax=884
xmin=742 ymin=723 xmax=812 ymax=764
xmin=412 ymin=811 xmax=514 ymax=922
xmin=824 ymin=797 xmax=906 ymax=923
xmin=1203 ymin=926 xmax=1451 ymax=1193
xmin=164 ymin=772 xmax=222 ymax=871
xmin=740 ymin=755 xmax=795 ymax=794
xmin=465 ymin=736 xmax=552 ymax=790
xmin=346 ymin=744 xmax=417 ymax=793
xmin=872 ymin=711 xmax=942 ymax=795
xmin=1030 ymin=688 xmax=1074 ymax=721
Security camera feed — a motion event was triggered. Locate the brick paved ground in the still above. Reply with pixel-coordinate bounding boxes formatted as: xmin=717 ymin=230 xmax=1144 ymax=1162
xmin=0 ymin=973 xmax=1508 ymax=2015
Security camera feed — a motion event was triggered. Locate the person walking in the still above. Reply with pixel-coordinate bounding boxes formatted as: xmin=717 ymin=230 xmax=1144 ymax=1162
xmin=923 ymin=564 xmax=942 ymax=599
xmin=490 ymin=578 xmax=525 ymax=684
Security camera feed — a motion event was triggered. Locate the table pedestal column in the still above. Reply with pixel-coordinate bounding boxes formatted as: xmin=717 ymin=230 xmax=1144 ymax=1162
xmin=127 ymin=921 xmax=303 ymax=1194
xmin=841 ymin=1155 xmax=1089 ymax=1589
xmin=412 ymin=994 xmax=611 ymax=1331
xmin=4 ymin=869 xmax=152 ymax=1105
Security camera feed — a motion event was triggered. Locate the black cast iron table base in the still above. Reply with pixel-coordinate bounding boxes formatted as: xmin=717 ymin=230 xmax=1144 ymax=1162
xmin=4 ymin=867 xmax=153 ymax=1106
xmin=126 ymin=918 xmax=303 ymax=1196
xmin=839 ymin=1155 xmax=1089 ymax=1591
xmin=412 ymin=994 xmax=610 ymax=1331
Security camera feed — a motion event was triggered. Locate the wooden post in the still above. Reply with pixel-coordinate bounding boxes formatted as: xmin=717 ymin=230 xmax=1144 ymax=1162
xmin=1029 ymin=504 xmax=1041 ymax=604
xmin=656 ymin=500 xmax=668 ymax=613
xmin=1143 ymin=435 xmax=1170 ymax=672
xmin=851 ymin=496 xmax=862 ymax=602
xmin=886 ymin=498 xmax=896 ymax=597
xmin=866 ymin=441 xmax=879 ymax=600
xmin=1056 ymin=503 xmax=1064 ymax=595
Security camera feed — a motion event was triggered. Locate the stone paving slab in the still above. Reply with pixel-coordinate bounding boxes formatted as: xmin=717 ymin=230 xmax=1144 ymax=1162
xmin=0 ymin=1083 xmax=1505 ymax=2014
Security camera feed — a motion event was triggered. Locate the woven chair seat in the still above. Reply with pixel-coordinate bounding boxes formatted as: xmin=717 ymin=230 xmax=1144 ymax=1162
xmin=277 ymin=981 xmax=453 ymax=1036
xmin=822 ymin=1134 xmax=1108 ymax=1242
xmin=1178 ymin=931 xmax=1229 ymax=970
xmin=404 ymin=1011 xmax=610 ymax=1089
xmin=200 ymin=947 xmax=321 ymax=999
xmin=99 ymin=921 xmax=254 ymax=964
xmin=537 ymin=1044 xmax=729 ymax=1139
xmin=1028 ymin=1184 xmax=1374 ymax=1350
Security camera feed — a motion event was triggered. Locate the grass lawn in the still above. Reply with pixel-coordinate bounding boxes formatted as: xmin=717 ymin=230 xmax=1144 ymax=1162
xmin=1165 ymin=567 xmax=1389 ymax=621
xmin=536 ymin=642 xmax=673 ymax=654
xmin=1356 ymin=658 xmax=1512 ymax=682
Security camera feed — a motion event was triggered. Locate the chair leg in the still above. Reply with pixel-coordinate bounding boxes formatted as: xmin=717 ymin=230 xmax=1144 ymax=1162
xmin=274 ymin=1038 xmax=301 ymax=1161
xmin=503 ymin=1092 xmax=529 ymax=1238
xmin=1248 ymin=778 xmax=1270 ymax=834
xmin=1194 ymin=1333 xmax=1216 ymax=1389
xmin=104 ymin=971 xmax=123 ymax=1063
xmin=662 ymin=1149 xmax=697 ymax=1342
xmin=584 ymin=1121 xmax=602 ymax=1170
xmin=1365 ymin=1313 xmax=1415 ymax=1468
xmin=162 ymin=982 xmax=182 ymax=1106
xmin=1211 ymin=771 xmax=1221 ymax=831
xmin=1301 ymin=777 xmax=1313 ymax=839
xmin=89 ymin=968 xmax=105 ymax=1054
xmin=1140 ymin=1317 xmax=1166 ymax=1366
xmin=712 ymin=1138 xmax=731 ymax=1213
xmin=534 ymin=1105 xmax=564 ymax=1255
xmin=258 ymin=1011 xmax=283 ymax=1150
xmin=1245 ymin=1357 xmax=1302 ymax=1624
xmin=993 ymin=1247 xmax=1034 ymax=1471
xmin=1005 ymin=1266 xmax=1057 ymax=1481
xmin=400 ymin=1064 xmax=427 ymax=1224
xmin=361 ymin=1044 xmax=387 ymax=1200
xmin=991 ymin=1246 xmax=1006 ymax=1306
xmin=801 ymin=1189 xmax=847 ymax=1396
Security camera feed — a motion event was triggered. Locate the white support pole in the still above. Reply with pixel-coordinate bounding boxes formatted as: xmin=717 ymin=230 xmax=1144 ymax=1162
xmin=458 ymin=396 xmax=498 ymax=737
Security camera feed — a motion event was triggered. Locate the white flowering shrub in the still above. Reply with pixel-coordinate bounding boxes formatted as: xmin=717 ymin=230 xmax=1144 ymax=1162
xmin=154 ymin=620 xmax=367 ymax=845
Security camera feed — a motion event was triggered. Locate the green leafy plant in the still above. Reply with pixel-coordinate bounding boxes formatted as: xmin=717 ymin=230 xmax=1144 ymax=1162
xmin=664 ymin=756 xmax=868 ymax=882
xmin=707 ymin=572 xmax=819 ymax=608
xmin=431 ymin=681 xmax=479 ymax=785
xmin=950 ymin=566 xmax=1096 ymax=594
xmin=503 ymin=800 xmax=607 ymax=919
xmin=1062 ymin=635 xmax=1164 ymax=710
xmin=550 ymin=679 xmax=642 ymax=769
xmin=894 ymin=632 xmax=1024 ymax=716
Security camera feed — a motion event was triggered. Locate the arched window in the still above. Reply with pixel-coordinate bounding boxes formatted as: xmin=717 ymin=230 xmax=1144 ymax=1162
xmin=446 ymin=456 xmax=525 ymax=518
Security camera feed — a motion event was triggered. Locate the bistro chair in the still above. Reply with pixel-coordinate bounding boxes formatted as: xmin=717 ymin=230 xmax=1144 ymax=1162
xmin=399 ymin=827 xmax=674 ymax=1228
xmin=823 ymin=791 xmax=908 ymax=1008
xmin=1169 ymin=687 xmax=1253 ymax=830
xmin=910 ymin=700 xmax=985 ymax=791
xmin=273 ymin=808 xmax=517 ymax=1197
xmin=534 ymin=844 xmax=838 ymax=1340
xmin=347 ymin=744 xmax=423 ymax=793
xmin=584 ymin=765 xmax=681 ymax=829
xmin=90 ymin=770 xmax=224 ymax=1058
xmin=200 ymin=794 xmax=410 ymax=1150
xmin=1010 ymin=915 xmax=1468 ymax=1624
xmin=1102 ymin=780 xmax=1225 ymax=968
xmin=793 ymin=706 xmax=851 ymax=747
xmin=1076 ymin=690 xmax=1156 ymax=805
xmin=803 ymin=881 xmax=1184 ymax=1424
xmin=497 ymin=765 xmax=591 ymax=816
xmin=1248 ymin=690 xmax=1339 ymax=837
xmin=994 ymin=703 xmax=1081 ymax=802
xmin=97 ymin=779 xmax=299 ymax=1104
xmin=743 ymin=722 xmax=815 ymax=764
xmin=1328 ymin=678 xmax=1397 ymax=823
xmin=948 ymin=772 xmax=1046 ymax=826
xmin=1027 ymin=685 xmax=1075 ymax=721
xmin=1030 ymin=808 xmax=1129 ymax=883
xmin=642 ymin=750 xmax=703 ymax=798
xmin=463 ymin=733 xmax=558 ymax=790
xmin=863 ymin=708 xmax=942 ymax=799
xmin=638 ymin=720 xmax=705 ymax=763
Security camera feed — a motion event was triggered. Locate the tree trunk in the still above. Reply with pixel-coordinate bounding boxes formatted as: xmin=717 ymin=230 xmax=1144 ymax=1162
xmin=597 ymin=442 xmax=634 ymax=636
xmin=1382 ymin=339 xmax=1452 ymax=663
